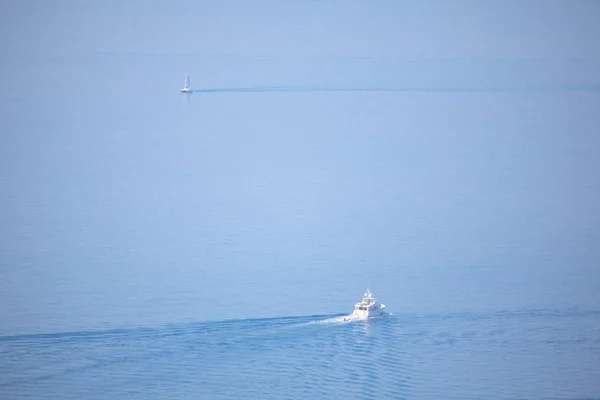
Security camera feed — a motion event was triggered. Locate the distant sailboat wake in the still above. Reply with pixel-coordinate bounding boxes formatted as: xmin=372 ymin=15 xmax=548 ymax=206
xmin=187 ymin=84 xmax=600 ymax=94
xmin=191 ymin=85 xmax=461 ymax=93
xmin=191 ymin=85 xmax=403 ymax=93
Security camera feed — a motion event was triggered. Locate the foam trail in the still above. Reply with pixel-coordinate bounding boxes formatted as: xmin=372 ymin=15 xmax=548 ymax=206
xmin=300 ymin=314 xmax=354 ymax=326
xmin=306 ymin=313 xmax=389 ymax=325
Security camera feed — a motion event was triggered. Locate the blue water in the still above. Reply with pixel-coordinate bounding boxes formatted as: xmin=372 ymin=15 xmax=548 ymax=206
xmin=2 ymin=310 xmax=600 ymax=399
xmin=2 ymin=1 xmax=600 ymax=398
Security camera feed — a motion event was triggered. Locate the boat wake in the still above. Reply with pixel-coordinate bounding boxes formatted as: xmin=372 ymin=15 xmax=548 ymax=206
xmin=188 ymin=84 xmax=600 ymax=94
xmin=305 ymin=312 xmax=393 ymax=326
xmin=310 ymin=315 xmax=353 ymax=325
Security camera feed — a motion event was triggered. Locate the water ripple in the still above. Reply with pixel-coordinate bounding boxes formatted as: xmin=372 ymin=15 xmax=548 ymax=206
xmin=1 ymin=310 xmax=599 ymax=399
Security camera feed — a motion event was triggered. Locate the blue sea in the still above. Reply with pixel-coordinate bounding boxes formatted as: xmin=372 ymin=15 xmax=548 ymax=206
xmin=2 ymin=309 xmax=600 ymax=399
xmin=1 ymin=1 xmax=600 ymax=398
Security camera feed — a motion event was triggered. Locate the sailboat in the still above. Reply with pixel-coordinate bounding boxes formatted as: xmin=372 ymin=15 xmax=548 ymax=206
xmin=180 ymin=73 xmax=192 ymax=93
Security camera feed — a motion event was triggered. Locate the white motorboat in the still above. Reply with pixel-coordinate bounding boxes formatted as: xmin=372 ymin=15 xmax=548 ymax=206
xmin=345 ymin=289 xmax=385 ymax=321
xmin=180 ymin=74 xmax=192 ymax=93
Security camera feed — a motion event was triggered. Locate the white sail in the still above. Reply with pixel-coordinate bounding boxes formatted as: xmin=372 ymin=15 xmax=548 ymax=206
xmin=181 ymin=73 xmax=192 ymax=93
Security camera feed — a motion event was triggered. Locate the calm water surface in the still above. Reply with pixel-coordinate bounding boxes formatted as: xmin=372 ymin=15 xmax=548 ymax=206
xmin=2 ymin=310 xmax=600 ymax=399
xmin=2 ymin=1 xmax=600 ymax=398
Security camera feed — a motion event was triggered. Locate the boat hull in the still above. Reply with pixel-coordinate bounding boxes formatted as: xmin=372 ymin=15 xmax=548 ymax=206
xmin=351 ymin=306 xmax=386 ymax=319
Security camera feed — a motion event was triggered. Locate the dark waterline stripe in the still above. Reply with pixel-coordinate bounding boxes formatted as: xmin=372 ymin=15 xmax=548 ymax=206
xmin=190 ymin=85 xmax=600 ymax=94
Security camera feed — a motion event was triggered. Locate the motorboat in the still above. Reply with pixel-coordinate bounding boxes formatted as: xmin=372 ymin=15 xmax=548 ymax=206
xmin=180 ymin=73 xmax=192 ymax=93
xmin=344 ymin=289 xmax=385 ymax=321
